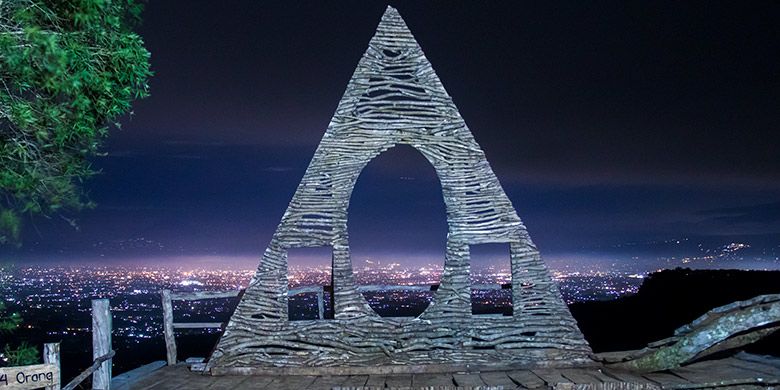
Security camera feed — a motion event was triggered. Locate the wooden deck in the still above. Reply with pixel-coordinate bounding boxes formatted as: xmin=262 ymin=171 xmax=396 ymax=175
xmin=115 ymin=352 xmax=780 ymax=390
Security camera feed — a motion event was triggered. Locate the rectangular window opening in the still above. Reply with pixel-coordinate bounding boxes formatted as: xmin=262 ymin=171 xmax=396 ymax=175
xmin=287 ymin=246 xmax=334 ymax=321
xmin=470 ymin=243 xmax=513 ymax=316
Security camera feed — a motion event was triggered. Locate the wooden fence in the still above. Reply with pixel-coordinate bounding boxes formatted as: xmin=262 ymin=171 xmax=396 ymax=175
xmin=287 ymin=283 xmax=511 ymax=317
xmin=160 ymin=289 xmax=243 ymax=366
xmin=9 ymin=299 xmax=116 ymax=390
xmin=160 ymin=283 xmax=510 ymax=366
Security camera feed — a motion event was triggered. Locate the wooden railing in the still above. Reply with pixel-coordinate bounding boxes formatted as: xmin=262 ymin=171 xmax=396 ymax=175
xmin=472 ymin=283 xmax=512 ymax=291
xmin=160 ymin=289 xmax=243 ymax=366
xmin=29 ymin=299 xmax=115 ymax=390
xmin=44 ymin=342 xmax=60 ymax=390
xmin=2 ymin=297 xmax=170 ymax=390
xmin=288 ymin=286 xmax=327 ymax=320
xmin=289 ymin=283 xmax=511 ymax=319
xmin=62 ymin=350 xmax=115 ymax=390
xmin=160 ymin=283 xmax=510 ymax=365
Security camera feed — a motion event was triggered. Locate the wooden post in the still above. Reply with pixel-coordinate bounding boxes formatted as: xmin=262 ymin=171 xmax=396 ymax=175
xmin=324 ymin=284 xmax=334 ymax=320
xmin=44 ymin=342 xmax=61 ymax=390
xmin=91 ymin=299 xmax=111 ymax=390
xmin=161 ymin=289 xmax=177 ymax=365
xmin=317 ymin=287 xmax=325 ymax=320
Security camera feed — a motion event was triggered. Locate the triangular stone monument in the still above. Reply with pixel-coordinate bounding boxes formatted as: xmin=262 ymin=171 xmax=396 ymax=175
xmin=208 ymin=6 xmax=591 ymax=374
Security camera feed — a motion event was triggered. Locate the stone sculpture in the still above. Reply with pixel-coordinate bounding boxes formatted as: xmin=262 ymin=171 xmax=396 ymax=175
xmin=208 ymin=6 xmax=591 ymax=374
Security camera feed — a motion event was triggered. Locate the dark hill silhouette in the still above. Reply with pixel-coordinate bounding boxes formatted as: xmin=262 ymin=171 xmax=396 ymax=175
xmin=570 ymin=268 xmax=780 ymax=355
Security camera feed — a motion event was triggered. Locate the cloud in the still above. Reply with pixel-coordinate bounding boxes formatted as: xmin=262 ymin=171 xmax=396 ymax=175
xmin=170 ymin=154 xmax=207 ymax=160
xmin=697 ymin=202 xmax=780 ymax=225
xmin=98 ymin=205 xmax=167 ymax=211
xmin=105 ymin=150 xmax=146 ymax=158
xmin=162 ymin=140 xmax=228 ymax=147
xmin=494 ymin=164 xmax=780 ymax=190
xmin=262 ymin=166 xmax=296 ymax=172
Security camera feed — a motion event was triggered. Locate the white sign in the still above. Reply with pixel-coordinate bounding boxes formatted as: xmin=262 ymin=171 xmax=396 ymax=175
xmin=0 ymin=364 xmax=59 ymax=389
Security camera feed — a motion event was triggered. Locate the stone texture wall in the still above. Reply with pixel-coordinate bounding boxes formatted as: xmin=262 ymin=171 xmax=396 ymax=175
xmin=208 ymin=6 xmax=591 ymax=374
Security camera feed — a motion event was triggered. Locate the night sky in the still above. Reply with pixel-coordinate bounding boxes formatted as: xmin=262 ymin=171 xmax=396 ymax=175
xmin=5 ymin=1 xmax=780 ymax=268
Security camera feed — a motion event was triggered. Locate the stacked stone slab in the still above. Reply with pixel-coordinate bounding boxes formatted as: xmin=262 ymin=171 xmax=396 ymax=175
xmin=208 ymin=6 xmax=592 ymax=374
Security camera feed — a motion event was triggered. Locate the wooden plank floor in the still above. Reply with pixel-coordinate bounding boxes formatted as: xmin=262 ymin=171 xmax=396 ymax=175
xmin=122 ymin=353 xmax=780 ymax=389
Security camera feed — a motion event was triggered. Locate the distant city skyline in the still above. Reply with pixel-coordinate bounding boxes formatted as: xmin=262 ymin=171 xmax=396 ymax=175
xmin=5 ymin=238 xmax=779 ymax=274
xmin=1 ymin=2 xmax=779 ymax=268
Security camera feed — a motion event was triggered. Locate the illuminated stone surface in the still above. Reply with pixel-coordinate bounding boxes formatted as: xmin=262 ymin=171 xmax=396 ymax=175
xmin=208 ymin=6 xmax=591 ymax=372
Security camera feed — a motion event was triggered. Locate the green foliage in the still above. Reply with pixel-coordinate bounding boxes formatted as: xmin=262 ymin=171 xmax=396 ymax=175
xmin=0 ymin=311 xmax=22 ymax=333
xmin=0 ymin=210 xmax=20 ymax=245
xmin=0 ymin=302 xmax=22 ymax=332
xmin=0 ymin=302 xmax=38 ymax=366
xmin=0 ymin=0 xmax=152 ymax=244
xmin=3 ymin=342 xmax=38 ymax=366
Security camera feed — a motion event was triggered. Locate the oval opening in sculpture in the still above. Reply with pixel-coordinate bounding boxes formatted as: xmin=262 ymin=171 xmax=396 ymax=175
xmin=347 ymin=144 xmax=447 ymax=318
